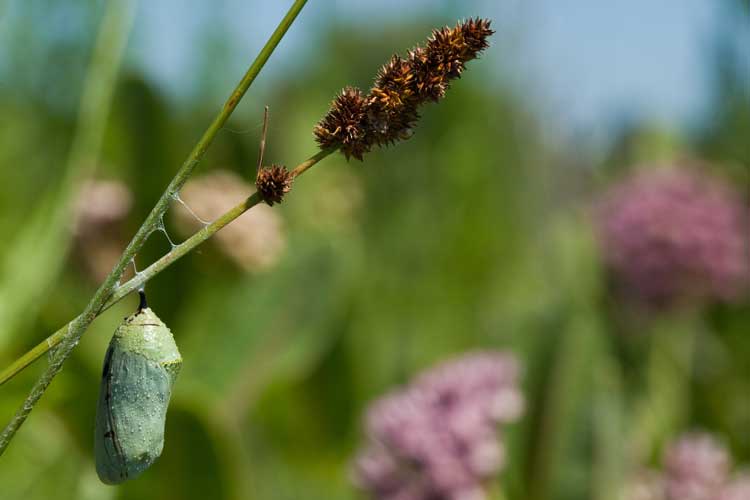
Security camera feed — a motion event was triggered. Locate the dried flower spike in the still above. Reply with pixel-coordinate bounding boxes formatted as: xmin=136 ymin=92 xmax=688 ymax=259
xmin=256 ymin=164 xmax=293 ymax=206
xmin=314 ymin=18 xmax=494 ymax=160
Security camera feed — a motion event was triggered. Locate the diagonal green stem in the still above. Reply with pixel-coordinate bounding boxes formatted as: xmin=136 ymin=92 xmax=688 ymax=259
xmin=0 ymin=148 xmax=333 ymax=388
xmin=0 ymin=0 xmax=309 ymax=456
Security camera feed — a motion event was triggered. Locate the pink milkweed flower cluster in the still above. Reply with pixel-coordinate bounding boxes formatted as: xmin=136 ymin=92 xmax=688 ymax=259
xmin=597 ymin=167 xmax=750 ymax=307
xmin=354 ymin=351 xmax=524 ymax=500
xmin=664 ymin=433 xmax=732 ymax=500
xmin=627 ymin=433 xmax=750 ymax=500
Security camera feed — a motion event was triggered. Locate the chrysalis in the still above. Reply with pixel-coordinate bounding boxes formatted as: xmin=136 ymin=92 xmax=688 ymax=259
xmin=95 ymin=292 xmax=182 ymax=484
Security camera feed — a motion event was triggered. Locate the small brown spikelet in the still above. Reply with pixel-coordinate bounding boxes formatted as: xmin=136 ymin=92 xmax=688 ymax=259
xmin=366 ymin=97 xmax=419 ymax=146
xmin=459 ymin=18 xmax=494 ymax=59
xmin=425 ymin=25 xmax=468 ymax=80
xmin=373 ymin=55 xmax=416 ymax=109
xmin=313 ymin=87 xmax=370 ymax=160
xmin=313 ymin=18 xmax=494 ymax=160
xmin=408 ymin=46 xmax=449 ymax=102
xmin=367 ymin=55 xmax=421 ymax=145
xmin=256 ymin=165 xmax=293 ymax=206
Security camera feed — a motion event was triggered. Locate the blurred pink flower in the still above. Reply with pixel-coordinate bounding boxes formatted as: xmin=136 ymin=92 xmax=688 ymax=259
xmin=664 ymin=433 xmax=730 ymax=500
xmin=717 ymin=474 xmax=750 ymax=500
xmin=71 ymin=178 xmax=133 ymax=282
xmin=597 ymin=167 xmax=749 ymax=307
xmin=354 ymin=351 xmax=524 ymax=500
xmin=627 ymin=432 xmax=750 ymax=500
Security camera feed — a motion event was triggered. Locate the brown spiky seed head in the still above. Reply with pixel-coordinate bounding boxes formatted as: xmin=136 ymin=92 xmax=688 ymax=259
xmin=256 ymin=165 xmax=293 ymax=206
xmin=313 ymin=19 xmax=494 ymax=159
xmin=313 ymin=87 xmax=370 ymax=160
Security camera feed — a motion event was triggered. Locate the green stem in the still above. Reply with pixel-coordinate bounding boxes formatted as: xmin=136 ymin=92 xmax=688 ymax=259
xmin=592 ymin=349 xmax=626 ymax=500
xmin=0 ymin=0 xmax=133 ymax=346
xmin=0 ymin=149 xmax=332 ymax=385
xmin=0 ymin=0 xmax=309 ymax=456
xmin=528 ymin=319 xmax=592 ymax=500
xmin=629 ymin=314 xmax=698 ymax=463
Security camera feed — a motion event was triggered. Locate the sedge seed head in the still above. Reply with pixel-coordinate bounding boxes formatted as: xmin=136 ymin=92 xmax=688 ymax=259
xmin=256 ymin=164 xmax=293 ymax=206
xmin=313 ymin=18 xmax=494 ymax=161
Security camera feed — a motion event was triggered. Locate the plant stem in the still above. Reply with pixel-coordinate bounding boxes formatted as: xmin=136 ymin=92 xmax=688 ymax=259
xmin=0 ymin=148 xmax=333 ymax=387
xmin=0 ymin=0 xmax=133 ymax=346
xmin=291 ymin=149 xmax=332 ymax=177
xmin=0 ymin=0 xmax=309 ymax=456
xmin=592 ymin=349 xmax=626 ymax=500
xmin=629 ymin=313 xmax=698 ymax=463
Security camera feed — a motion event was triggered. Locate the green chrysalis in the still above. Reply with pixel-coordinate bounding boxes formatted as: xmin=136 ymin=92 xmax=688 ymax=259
xmin=95 ymin=292 xmax=182 ymax=484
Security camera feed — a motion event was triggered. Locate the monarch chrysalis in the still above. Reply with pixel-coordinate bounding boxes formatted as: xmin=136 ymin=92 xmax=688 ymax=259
xmin=95 ymin=292 xmax=182 ymax=484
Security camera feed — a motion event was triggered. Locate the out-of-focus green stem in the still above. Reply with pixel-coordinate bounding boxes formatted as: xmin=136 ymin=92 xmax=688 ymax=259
xmin=592 ymin=350 xmax=626 ymax=500
xmin=630 ymin=314 xmax=698 ymax=463
xmin=0 ymin=0 xmax=134 ymax=429
xmin=0 ymin=0 xmax=128 ymax=343
xmin=0 ymin=0 xmax=309 ymax=456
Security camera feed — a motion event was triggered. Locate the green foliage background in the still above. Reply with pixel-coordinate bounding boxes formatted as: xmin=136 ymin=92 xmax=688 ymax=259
xmin=0 ymin=2 xmax=748 ymax=500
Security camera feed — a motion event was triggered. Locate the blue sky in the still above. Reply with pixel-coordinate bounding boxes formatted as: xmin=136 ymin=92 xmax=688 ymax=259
xmin=130 ymin=0 xmax=748 ymax=137
xmin=1 ymin=0 xmax=745 ymax=136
